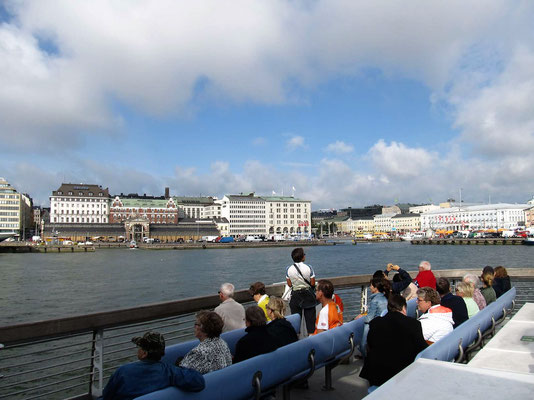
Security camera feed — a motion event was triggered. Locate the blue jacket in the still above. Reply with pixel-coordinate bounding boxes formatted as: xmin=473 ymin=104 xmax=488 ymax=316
xmin=102 ymin=360 xmax=205 ymax=400
xmin=364 ymin=292 xmax=388 ymax=324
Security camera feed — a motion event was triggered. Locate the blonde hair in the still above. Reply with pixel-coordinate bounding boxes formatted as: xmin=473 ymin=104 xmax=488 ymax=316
xmin=266 ymin=297 xmax=285 ymax=320
xmin=456 ymin=281 xmax=474 ymax=298
xmin=481 ymin=272 xmax=494 ymax=287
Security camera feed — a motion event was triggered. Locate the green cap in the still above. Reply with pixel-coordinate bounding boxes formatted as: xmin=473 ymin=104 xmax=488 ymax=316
xmin=131 ymin=331 xmax=165 ymax=353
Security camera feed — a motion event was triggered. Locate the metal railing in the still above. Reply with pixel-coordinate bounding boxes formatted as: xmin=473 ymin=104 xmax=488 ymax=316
xmin=1 ymin=268 xmax=533 ymax=399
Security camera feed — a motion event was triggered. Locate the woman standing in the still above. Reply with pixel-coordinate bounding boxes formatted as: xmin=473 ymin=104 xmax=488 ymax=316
xmin=179 ymin=311 xmax=232 ymax=374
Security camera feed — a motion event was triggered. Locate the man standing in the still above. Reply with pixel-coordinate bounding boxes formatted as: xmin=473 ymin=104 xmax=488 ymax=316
xmin=416 ymin=287 xmax=454 ymax=343
xmin=360 ymin=295 xmax=427 ymax=387
xmin=313 ymin=279 xmax=342 ymax=334
xmin=414 ymin=260 xmax=436 ymax=289
xmin=102 ymin=331 xmax=205 ymax=399
xmin=248 ymin=281 xmax=271 ymax=321
xmin=286 ymin=247 xmax=317 ymax=335
xmin=214 ymin=283 xmax=246 ymax=332
xmin=436 ymin=277 xmax=468 ymax=328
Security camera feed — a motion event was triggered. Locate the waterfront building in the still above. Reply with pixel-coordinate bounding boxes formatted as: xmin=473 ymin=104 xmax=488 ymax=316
xmin=174 ymin=196 xmax=217 ymax=219
xmin=525 ymin=206 xmax=534 ymax=228
xmin=391 ymin=213 xmax=421 ymax=234
xmin=0 ymin=177 xmax=33 ymax=240
xmin=109 ymin=195 xmax=178 ymax=224
xmin=338 ymin=205 xmax=382 ymax=219
xmin=336 ymin=217 xmax=375 ymax=235
xmin=50 ymin=184 xmax=110 ymax=224
xmin=420 ymin=203 xmax=529 ymax=231
xmin=409 ymin=204 xmax=440 ymax=214
xmin=220 ymin=193 xmax=266 ymax=237
xmin=374 ymin=212 xmax=396 ymax=233
xmin=263 ymin=196 xmax=311 ymax=237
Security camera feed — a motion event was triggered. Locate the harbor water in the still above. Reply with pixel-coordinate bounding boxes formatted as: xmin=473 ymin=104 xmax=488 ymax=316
xmin=1 ymin=241 xmax=533 ymax=326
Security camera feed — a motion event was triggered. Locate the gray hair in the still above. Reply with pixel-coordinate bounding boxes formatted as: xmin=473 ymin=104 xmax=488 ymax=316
xmin=220 ymin=282 xmax=235 ymax=298
xmin=463 ymin=273 xmax=481 ymax=289
xmin=419 ymin=260 xmax=432 ymax=271
xmin=456 ymin=281 xmax=474 ymax=298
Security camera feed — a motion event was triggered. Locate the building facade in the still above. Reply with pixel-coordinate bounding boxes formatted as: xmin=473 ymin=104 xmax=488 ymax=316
xmin=409 ymin=204 xmax=440 ymax=214
xmin=263 ymin=196 xmax=311 ymax=236
xmin=374 ymin=213 xmax=395 ymax=233
xmin=220 ymin=194 xmax=266 ymax=236
xmin=50 ymin=184 xmax=110 ymax=224
xmin=391 ymin=213 xmax=421 ymax=233
xmin=174 ymin=196 xmax=217 ymax=219
xmin=0 ymin=177 xmax=33 ymax=239
xmin=420 ymin=204 xmax=528 ymax=231
xmin=109 ymin=196 xmax=178 ymax=224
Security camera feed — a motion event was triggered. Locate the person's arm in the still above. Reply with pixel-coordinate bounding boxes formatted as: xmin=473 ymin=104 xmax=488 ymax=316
xmin=391 ymin=267 xmax=412 ymax=293
xmin=101 ymin=370 xmax=118 ymax=400
xmin=310 ymin=277 xmax=316 ymax=287
xmin=364 ymin=299 xmax=378 ymax=323
xmin=171 ymin=365 xmax=205 ymax=392
xmin=286 ymin=278 xmax=292 ymax=288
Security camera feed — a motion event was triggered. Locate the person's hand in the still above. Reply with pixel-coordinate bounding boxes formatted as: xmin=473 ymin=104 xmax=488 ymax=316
xmin=392 ymin=264 xmax=400 ymax=271
xmin=386 ymin=263 xmax=393 ymax=272
xmin=354 ymin=313 xmax=367 ymax=320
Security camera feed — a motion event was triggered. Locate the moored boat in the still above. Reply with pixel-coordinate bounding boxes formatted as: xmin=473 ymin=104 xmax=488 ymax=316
xmin=129 ymin=240 xmax=138 ymax=249
xmin=523 ymin=237 xmax=534 ymax=246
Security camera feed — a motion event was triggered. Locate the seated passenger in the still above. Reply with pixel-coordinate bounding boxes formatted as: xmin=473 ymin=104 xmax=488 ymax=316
xmin=384 ymin=263 xmax=413 ymax=295
xmin=332 ymin=289 xmax=345 ymax=320
xmin=463 ymin=274 xmax=486 ymax=310
xmin=480 ymin=271 xmax=497 ymax=305
xmin=233 ymin=306 xmax=278 ymax=363
xmin=455 ymin=282 xmax=479 ymax=318
xmin=248 ymin=281 xmax=271 ymax=321
xmin=265 ymin=297 xmax=298 ymax=347
xmin=493 ymin=266 xmax=512 ymax=298
xmin=214 ymin=282 xmax=246 ymax=332
xmin=417 ymin=287 xmax=453 ymax=343
xmin=178 ymin=311 xmax=232 ymax=374
xmin=414 ymin=261 xmax=436 ymax=289
xmin=360 ymin=294 xmax=427 ymax=387
xmin=313 ymin=279 xmax=343 ymax=335
xmin=436 ymin=277 xmax=468 ymax=328
xmin=393 ymin=271 xmax=418 ymax=300
xmin=102 ymin=331 xmax=204 ymax=400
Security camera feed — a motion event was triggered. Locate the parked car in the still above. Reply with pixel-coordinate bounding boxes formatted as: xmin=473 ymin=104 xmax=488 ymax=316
xmin=219 ymin=237 xmax=235 ymax=243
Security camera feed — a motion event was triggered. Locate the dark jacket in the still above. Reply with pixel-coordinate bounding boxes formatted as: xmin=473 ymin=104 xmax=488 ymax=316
xmin=385 ymin=268 xmax=412 ymax=294
xmin=440 ymin=292 xmax=469 ymax=328
xmin=266 ymin=318 xmax=298 ymax=348
xmin=233 ymin=325 xmax=278 ymax=363
xmin=360 ymin=311 xmax=427 ymax=386
xmin=493 ymin=276 xmax=511 ymax=298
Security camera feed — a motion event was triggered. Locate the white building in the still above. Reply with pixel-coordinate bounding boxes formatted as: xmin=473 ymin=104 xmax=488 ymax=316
xmin=0 ymin=177 xmax=33 ymax=239
xmin=50 ymin=183 xmax=110 ymax=224
xmin=220 ymin=193 xmax=266 ymax=237
xmin=374 ymin=213 xmax=396 ymax=233
xmin=409 ymin=204 xmax=440 ymax=214
xmin=420 ymin=203 xmax=529 ymax=231
xmin=174 ymin=196 xmax=217 ymax=219
xmin=263 ymin=196 xmax=311 ymax=237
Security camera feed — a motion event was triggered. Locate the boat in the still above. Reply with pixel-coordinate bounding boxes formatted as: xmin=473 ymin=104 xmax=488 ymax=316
xmin=399 ymin=234 xmax=413 ymax=241
xmin=523 ymin=237 xmax=534 ymax=246
xmin=129 ymin=240 xmax=138 ymax=249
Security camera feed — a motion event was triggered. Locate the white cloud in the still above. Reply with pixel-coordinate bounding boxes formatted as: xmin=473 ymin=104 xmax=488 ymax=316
xmin=325 ymin=140 xmax=354 ymax=154
xmin=368 ymin=140 xmax=435 ymax=178
xmin=286 ymin=135 xmax=305 ymax=150
xmin=252 ymin=137 xmax=267 ymax=146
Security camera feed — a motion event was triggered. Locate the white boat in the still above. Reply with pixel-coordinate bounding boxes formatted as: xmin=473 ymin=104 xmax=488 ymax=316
xmin=129 ymin=240 xmax=138 ymax=249
xmin=400 ymin=234 xmax=413 ymax=241
xmin=523 ymin=237 xmax=534 ymax=246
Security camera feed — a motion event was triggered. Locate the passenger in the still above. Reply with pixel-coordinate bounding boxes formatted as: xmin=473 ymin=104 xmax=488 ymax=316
xmin=248 ymin=281 xmax=271 ymax=321
xmin=360 ymin=295 xmax=428 ymax=387
xmin=436 ymin=277 xmax=468 ymax=328
xmin=233 ymin=306 xmax=277 ymax=363
xmin=463 ymin=274 xmax=486 ymax=310
xmin=455 ymin=282 xmax=479 ymax=318
xmin=393 ymin=272 xmax=418 ymax=300
xmin=178 ymin=311 xmax=232 ymax=374
xmin=384 ymin=263 xmax=413 ymax=295
xmin=286 ymin=247 xmax=317 ymax=335
xmin=332 ymin=290 xmax=344 ymax=320
xmin=417 ymin=287 xmax=453 ymax=343
xmin=414 ymin=261 xmax=436 ymax=289
xmin=493 ymin=266 xmax=512 ymax=298
xmin=480 ymin=271 xmax=497 ymax=305
xmin=355 ymin=278 xmax=390 ymax=356
xmin=313 ymin=279 xmax=343 ymax=334
xmin=265 ymin=297 xmax=298 ymax=347
xmin=214 ymin=283 xmax=246 ymax=332
xmin=102 ymin=331 xmax=204 ymax=399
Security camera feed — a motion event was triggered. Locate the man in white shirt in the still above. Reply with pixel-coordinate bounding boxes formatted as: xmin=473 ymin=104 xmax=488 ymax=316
xmin=286 ymin=247 xmax=316 ymax=334
xmin=214 ymin=282 xmax=246 ymax=332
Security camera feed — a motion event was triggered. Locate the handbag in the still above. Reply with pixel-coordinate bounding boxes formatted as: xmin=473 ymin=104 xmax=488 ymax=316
xmin=292 ymin=263 xmax=317 ymax=308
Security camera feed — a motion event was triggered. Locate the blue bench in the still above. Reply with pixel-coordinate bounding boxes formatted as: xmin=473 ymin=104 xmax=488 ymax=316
xmin=416 ymin=287 xmax=516 ymax=363
xmin=137 ymin=316 xmax=366 ymax=400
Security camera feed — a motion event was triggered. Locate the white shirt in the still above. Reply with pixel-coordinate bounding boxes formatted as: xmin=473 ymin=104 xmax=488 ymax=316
xmin=286 ymin=262 xmax=315 ymax=291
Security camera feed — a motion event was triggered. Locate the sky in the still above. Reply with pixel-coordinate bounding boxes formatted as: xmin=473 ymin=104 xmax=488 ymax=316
xmin=1 ymin=0 xmax=534 ymax=209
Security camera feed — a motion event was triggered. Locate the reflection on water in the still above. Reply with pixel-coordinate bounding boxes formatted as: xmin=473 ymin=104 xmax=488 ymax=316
xmin=1 ymin=242 xmax=532 ymax=324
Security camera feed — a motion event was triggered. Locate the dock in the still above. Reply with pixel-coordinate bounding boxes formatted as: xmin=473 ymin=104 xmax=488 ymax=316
xmin=411 ymin=238 xmax=525 ymax=245
xmin=0 ymin=243 xmax=95 ymax=253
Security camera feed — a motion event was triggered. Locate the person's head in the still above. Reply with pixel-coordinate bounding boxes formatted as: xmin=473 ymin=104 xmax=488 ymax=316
xmin=455 ymin=281 xmax=474 ymax=298
xmin=195 ymin=311 xmax=224 ymax=340
xmin=373 ymin=270 xmax=386 ymax=279
xmin=291 ymin=247 xmax=305 ymax=263
xmin=316 ymin=279 xmax=334 ymax=300
xmin=494 ymin=266 xmax=509 ymax=278
xmin=245 ymin=305 xmax=267 ymax=327
xmin=392 ymin=273 xmax=402 ymax=283
xmin=481 ymin=271 xmax=494 ymax=288
xmin=370 ymin=277 xmax=391 ymax=298
xmin=416 ymin=287 xmax=440 ymax=313
xmin=248 ymin=281 xmax=266 ymax=301
xmin=436 ymin=277 xmax=451 ymax=296
xmin=482 ymin=266 xmax=494 ymax=276
xmin=219 ymin=283 xmax=235 ymax=301
xmin=387 ymin=294 xmax=407 ymax=315
xmin=266 ymin=296 xmax=285 ymax=320
xmin=463 ymin=273 xmax=481 ymax=289
xmin=419 ymin=261 xmax=432 ymax=271
xmin=132 ymin=331 xmax=165 ymax=361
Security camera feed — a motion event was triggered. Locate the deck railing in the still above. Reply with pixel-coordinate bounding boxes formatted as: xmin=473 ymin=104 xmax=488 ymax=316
xmin=0 ymin=268 xmax=533 ymax=400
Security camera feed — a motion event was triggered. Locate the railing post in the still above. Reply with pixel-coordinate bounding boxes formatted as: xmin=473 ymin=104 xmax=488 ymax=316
xmin=90 ymin=329 xmax=104 ymax=397
xmin=360 ymin=285 xmax=368 ymax=314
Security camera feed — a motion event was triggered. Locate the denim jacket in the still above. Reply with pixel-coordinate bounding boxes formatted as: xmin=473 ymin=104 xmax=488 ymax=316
xmin=364 ymin=292 xmax=388 ymax=324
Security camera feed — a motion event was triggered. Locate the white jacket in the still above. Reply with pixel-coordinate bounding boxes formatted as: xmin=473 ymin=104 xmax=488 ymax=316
xmin=418 ymin=304 xmax=454 ymax=342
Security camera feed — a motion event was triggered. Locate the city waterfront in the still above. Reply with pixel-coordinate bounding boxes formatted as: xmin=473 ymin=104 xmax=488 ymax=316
xmin=1 ymin=242 xmax=533 ymax=326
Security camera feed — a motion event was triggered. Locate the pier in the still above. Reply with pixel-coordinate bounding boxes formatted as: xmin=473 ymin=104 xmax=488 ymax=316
xmin=0 ymin=243 xmax=96 ymax=253
xmin=411 ymin=238 xmax=526 ymax=245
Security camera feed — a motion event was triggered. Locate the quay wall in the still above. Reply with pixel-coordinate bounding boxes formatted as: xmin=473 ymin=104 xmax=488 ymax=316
xmin=412 ymin=238 xmax=525 ymax=245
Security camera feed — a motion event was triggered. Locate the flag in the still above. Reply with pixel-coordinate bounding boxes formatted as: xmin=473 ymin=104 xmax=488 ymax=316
xmin=272 ymin=190 xmax=276 ymax=195
xmin=292 ymin=186 xmax=296 ymax=191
